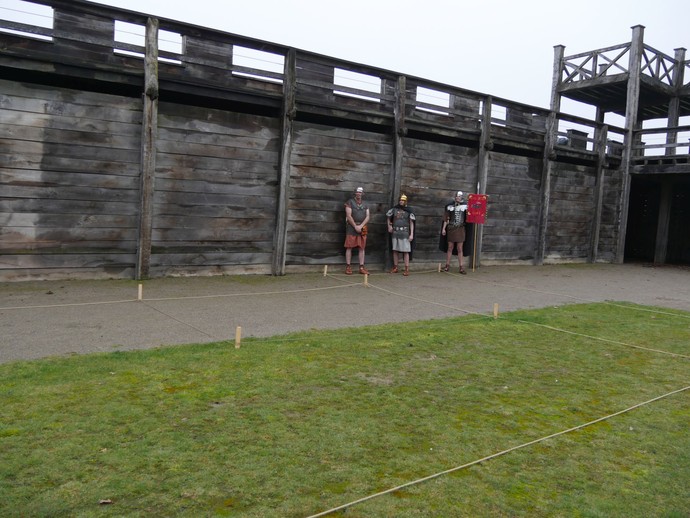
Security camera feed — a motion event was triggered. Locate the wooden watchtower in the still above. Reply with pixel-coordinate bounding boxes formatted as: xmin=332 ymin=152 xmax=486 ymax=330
xmin=549 ymin=25 xmax=690 ymax=265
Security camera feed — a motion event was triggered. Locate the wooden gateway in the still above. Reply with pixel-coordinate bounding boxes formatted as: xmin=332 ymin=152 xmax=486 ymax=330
xmin=1 ymin=2 xmax=689 ymax=280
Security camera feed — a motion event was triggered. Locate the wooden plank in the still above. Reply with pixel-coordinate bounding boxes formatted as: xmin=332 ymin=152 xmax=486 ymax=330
xmin=155 ymin=139 xmax=279 ymax=163
xmin=156 ymin=128 xmax=278 ymax=151
xmin=1 ymin=117 xmax=141 ymax=143
xmin=0 ymin=253 xmax=136 ymax=269
xmin=181 ymin=35 xmax=233 ymax=68
xmin=150 ymin=252 xmax=274 ymax=267
xmin=0 ymin=91 xmax=142 ymax=125
xmin=158 ymin=104 xmax=279 ymax=136
xmin=0 ymin=198 xmax=137 ymax=215
xmin=152 ymin=226 xmax=274 ymax=241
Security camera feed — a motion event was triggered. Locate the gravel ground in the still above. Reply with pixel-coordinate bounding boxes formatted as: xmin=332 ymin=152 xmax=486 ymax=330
xmin=1 ymin=263 xmax=688 ymax=364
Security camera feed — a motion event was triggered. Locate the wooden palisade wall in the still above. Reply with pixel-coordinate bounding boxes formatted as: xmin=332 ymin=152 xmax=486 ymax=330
xmin=0 ymin=0 xmax=627 ymax=280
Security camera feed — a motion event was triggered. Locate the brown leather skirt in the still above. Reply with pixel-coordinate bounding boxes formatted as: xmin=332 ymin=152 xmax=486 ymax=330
xmin=447 ymin=225 xmax=465 ymax=243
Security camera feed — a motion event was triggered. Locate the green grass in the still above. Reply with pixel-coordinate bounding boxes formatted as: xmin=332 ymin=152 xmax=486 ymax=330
xmin=1 ymin=303 xmax=688 ymax=517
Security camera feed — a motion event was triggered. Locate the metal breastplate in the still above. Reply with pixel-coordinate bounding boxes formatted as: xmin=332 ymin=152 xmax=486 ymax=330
xmin=448 ymin=204 xmax=466 ymax=227
xmin=350 ymin=201 xmax=367 ymax=224
xmin=393 ymin=210 xmax=410 ymax=238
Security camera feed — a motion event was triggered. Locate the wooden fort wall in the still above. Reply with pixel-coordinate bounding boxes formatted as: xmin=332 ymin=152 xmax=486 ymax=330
xmin=1 ymin=79 xmax=142 ymax=278
xmin=151 ymin=104 xmax=281 ymax=277
xmin=0 ymin=0 xmax=626 ymax=280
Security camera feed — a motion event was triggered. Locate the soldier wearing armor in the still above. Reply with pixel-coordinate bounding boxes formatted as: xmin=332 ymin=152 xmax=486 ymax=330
xmin=344 ymin=187 xmax=370 ymax=275
xmin=386 ymin=193 xmax=415 ymax=276
xmin=442 ymin=190 xmax=468 ymax=274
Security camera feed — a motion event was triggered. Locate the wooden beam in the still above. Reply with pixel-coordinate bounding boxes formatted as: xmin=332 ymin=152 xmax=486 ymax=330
xmin=654 ymin=181 xmax=672 ymax=264
xmin=536 ymin=45 xmax=566 ymax=264
xmin=616 ymin=25 xmax=645 ymax=263
xmin=135 ymin=17 xmax=159 ymax=280
xmin=589 ymin=124 xmax=608 ymax=263
xmin=390 ymin=75 xmax=406 ymax=201
xmin=536 ymin=115 xmax=555 ymax=265
xmin=272 ymin=49 xmax=296 ymax=276
xmin=665 ymin=47 xmax=686 ymax=156
xmin=474 ymin=96 xmax=493 ymax=268
xmin=386 ymin=75 xmax=406 ymax=268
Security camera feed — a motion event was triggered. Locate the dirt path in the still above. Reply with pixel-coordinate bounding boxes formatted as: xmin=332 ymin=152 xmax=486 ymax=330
xmin=1 ymin=263 xmax=688 ymax=364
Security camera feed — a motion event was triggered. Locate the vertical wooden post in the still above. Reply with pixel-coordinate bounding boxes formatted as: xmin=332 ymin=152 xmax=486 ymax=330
xmin=386 ymin=75 xmax=406 ymax=268
xmin=235 ymin=326 xmax=242 ymax=349
xmin=589 ymin=124 xmax=608 ymax=263
xmin=615 ymin=25 xmax=645 ymax=264
xmin=271 ymin=49 xmax=296 ymax=275
xmin=136 ymin=17 xmax=159 ymax=280
xmin=665 ymin=47 xmax=686 ymax=156
xmin=391 ymin=75 xmax=407 ymax=199
xmin=652 ymin=49 xmax=685 ymax=265
xmin=653 ymin=182 xmax=673 ymax=264
xmin=272 ymin=49 xmax=296 ymax=276
xmin=474 ymin=96 xmax=492 ymax=269
xmin=536 ymin=45 xmax=565 ymax=265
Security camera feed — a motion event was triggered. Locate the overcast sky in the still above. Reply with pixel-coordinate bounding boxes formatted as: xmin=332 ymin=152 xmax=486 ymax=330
xmin=4 ymin=0 xmax=688 ymax=119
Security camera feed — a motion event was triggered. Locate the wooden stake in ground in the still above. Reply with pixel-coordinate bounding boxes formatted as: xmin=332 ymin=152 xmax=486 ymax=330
xmin=235 ymin=326 xmax=242 ymax=349
xmin=493 ymin=303 xmax=499 ymax=319
xmin=138 ymin=283 xmax=143 ymax=301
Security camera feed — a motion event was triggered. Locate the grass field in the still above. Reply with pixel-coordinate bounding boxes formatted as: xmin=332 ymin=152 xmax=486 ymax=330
xmin=1 ymin=302 xmax=688 ymax=517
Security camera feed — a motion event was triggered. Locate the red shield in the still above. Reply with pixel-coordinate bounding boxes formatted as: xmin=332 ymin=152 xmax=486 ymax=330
xmin=466 ymin=194 xmax=488 ymax=224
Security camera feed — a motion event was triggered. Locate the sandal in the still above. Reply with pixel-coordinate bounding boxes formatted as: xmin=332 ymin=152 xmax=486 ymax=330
xmin=459 ymin=267 xmax=467 ymax=275
xmin=403 ymin=268 xmax=409 ymax=277
xmin=390 ymin=266 xmax=398 ymax=274
xmin=345 ymin=265 xmax=353 ymax=275
xmin=443 ymin=264 xmax=449 ymax=272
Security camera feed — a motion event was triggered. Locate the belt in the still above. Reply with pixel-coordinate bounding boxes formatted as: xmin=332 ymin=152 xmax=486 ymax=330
xmin=394 ymin=226 xmax=408 ymax=231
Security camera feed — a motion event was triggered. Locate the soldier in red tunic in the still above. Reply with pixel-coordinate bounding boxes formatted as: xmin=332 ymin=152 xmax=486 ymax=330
xmin=344 ymin=187 xmax=370 ymax=275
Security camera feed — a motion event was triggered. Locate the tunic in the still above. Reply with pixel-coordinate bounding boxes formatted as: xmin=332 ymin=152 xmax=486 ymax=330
xmin=444 ymin=202 xmax=467 ymax=243
xmin=344 ymin=198 xmax=369 ymax=249
xmin=386 ymin=206 xmax=415 ymax=253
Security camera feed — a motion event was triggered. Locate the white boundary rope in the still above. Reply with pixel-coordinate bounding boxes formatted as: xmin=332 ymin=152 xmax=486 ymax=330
xmin=306 ymin=384 xmax=690 ymax=517
xmin=139 ymin=301 xmax=218 ymax=340
xmin=0 ymin=281 xmax=362 ymax=311
xmin=364 ymin=281 xmax=491 ymax=318
xmin=517 ymin=320 xmax=690 ymax=359
xmin=0 ymin=299 xmax=137 ymax=310
xmin=456 ymin=273 xmax=690 ymax=320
